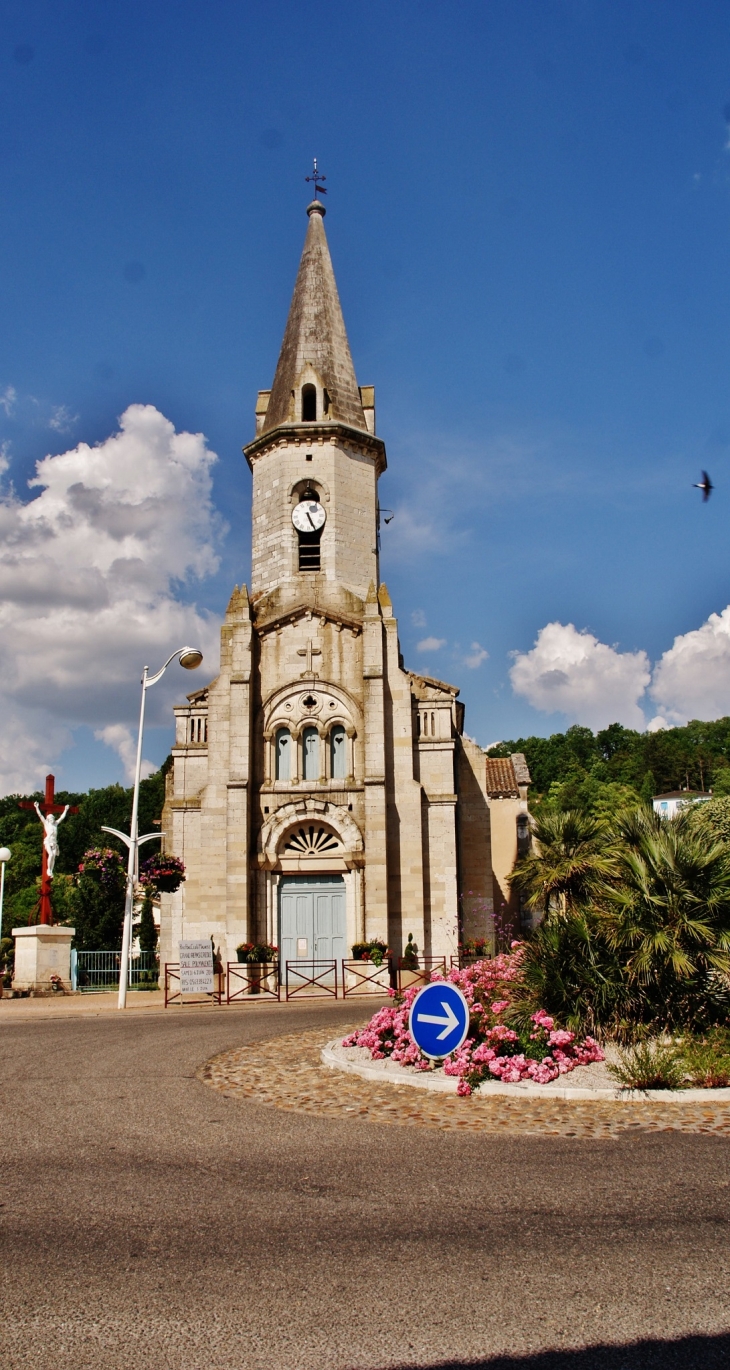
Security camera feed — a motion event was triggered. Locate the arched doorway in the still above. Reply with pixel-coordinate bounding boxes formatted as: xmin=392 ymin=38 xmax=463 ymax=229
xmin=278 ymin=874 xmax=346 ymax=968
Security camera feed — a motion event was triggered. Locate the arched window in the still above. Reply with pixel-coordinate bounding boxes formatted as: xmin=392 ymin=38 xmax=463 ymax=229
xmin=302 ymin=726 xmax=319 ymax=781
xmin=330 ymin=725 xmax=346 ymax=780
xmin=301 ymin=384 xmax=317 ymax=421
xmin=275 ymin=728 xmax=291 ymax=781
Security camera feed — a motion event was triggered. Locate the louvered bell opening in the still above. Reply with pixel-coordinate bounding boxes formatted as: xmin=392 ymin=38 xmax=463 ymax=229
xmin=298 ymin=530 xmax=321 ymax=571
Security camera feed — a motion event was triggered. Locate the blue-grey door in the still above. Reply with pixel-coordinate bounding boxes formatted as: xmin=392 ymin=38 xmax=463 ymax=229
xmin=279 ymin=875 xmax=346 ymax=976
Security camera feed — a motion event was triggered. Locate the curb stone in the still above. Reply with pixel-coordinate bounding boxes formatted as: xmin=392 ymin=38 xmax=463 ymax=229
xmin=321 ymin=1040 xmax=730 ymax=1103
xmin=200 ymin=1027 xmax=730 ymax=1138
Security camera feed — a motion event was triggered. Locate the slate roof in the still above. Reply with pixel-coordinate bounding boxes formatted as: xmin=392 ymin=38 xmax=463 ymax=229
xmin=263 ymin=201 xmax=367 ymax=434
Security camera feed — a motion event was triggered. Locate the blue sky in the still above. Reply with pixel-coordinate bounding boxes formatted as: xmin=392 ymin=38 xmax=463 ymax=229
xmin=3 ymin=0 xmax=730 ymax=791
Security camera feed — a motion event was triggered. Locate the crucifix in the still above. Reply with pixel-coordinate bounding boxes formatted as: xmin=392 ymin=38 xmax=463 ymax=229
xmin=297 ymin=639 xmax=322 ymax=677
xmin=19 ymin=774 xmax=79 ymax=926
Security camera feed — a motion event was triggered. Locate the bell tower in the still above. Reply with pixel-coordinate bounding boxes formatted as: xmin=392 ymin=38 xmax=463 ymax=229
xmin=244 ymin=199 xmax=386 ymax=614
xmin=162 ymin=188 xmax=492 ymax=986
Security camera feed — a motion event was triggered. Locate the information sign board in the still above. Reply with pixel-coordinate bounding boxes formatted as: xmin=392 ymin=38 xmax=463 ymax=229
xmin=179 ymin=939 xmax=214 ymax=994
xmin=408 ymin=981 xmax=470 ymax=1060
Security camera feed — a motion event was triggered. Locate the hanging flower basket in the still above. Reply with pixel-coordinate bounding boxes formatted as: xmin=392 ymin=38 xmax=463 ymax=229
xmin=78 ymin=848 xmax=125 ymax=888
xmin=140 ymin=853 xmax=185 ymax=894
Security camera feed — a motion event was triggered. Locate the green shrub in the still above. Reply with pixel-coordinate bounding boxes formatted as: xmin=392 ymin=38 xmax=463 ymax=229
xmin=513 ymin=910 xmax=630 ymax=1038
xmin=608 ymin=1041 xmax=686 ymax=1091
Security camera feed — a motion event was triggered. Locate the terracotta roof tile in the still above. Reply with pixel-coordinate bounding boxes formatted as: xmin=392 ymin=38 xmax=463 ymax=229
xmin=485 ymin=757 xmax=518 ymax=797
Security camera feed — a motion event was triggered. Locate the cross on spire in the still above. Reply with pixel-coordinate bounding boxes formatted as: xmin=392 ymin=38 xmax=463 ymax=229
xmin=305 ymin=157 xmax=327 ymax=198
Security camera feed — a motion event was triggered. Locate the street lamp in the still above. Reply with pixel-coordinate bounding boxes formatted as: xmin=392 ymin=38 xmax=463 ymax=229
xmin=0 ymin=847 xmax=10 ymax=941
xmin=103 ymin=647 xmax=203 ymax=1010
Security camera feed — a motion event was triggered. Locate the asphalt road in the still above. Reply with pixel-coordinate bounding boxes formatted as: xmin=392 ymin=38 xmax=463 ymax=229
xmin=1 ymin=1000 xmax=729 ymax=1370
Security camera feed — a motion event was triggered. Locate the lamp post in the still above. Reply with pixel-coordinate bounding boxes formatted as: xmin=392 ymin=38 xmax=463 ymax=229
xmin=0 ymin=847 xmax=10 ymax=942
xmin=103 ymin=647 xmax=203 ymax=1010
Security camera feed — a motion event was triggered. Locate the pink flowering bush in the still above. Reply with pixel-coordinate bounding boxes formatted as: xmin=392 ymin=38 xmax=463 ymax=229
xmin=343 ymin=944 xmax=604 ymax=1096
xmin=342 ymin=985 xmax=433 ymax=1069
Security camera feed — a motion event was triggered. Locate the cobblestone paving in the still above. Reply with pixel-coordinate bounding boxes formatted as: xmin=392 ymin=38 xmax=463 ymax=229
xmin=201 ymin=1026 xmax=730 ymax=1138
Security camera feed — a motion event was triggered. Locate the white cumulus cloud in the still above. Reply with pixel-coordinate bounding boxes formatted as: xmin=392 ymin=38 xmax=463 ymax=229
xmin=463 ymin=641 xmax=488 ymax=669
xmin=650 ymin=605 xmax=730 ymax=726
xmin=0 ymin=403 xmax=224 ymax=794
xmin=417 ymin=636 xmax=446 ymax=653
xmin=510 ymin=622 xmax=651 ymax=730
xmin=94 ymin=724 xmax=157 ymax=784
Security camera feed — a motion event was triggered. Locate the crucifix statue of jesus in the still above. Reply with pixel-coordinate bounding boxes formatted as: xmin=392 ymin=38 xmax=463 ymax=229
xmin=33 ymin=802 xmax=69 ymax=879
xmin=19 ymin=774 xmax=78 ymax=925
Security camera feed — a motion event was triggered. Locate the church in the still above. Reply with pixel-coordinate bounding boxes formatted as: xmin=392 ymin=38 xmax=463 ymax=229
xmin=159 ymin=197 xmax=530 ymax=972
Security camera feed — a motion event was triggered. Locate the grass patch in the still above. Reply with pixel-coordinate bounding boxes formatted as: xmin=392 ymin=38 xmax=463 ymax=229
xmin=677 ymin=1029 xmax=730 ymax=1088
xmin=608 ymin=1029 xmax=730 ymax=1091
xmin=608 ymin=1041 xmax=685 ymax=1091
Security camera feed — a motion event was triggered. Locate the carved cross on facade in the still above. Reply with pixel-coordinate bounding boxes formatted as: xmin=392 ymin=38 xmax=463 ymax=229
xmin=297 ymin=639 xmax=322 ymax=677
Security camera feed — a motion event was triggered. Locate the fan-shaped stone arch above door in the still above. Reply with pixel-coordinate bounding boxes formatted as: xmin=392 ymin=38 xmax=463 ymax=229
xmin=258 ymin=798 xmax=364 ymax=873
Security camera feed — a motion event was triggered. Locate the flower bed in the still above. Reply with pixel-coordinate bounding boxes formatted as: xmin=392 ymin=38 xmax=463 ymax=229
xmin=343 ymin=946 xmax=604 ymax=1096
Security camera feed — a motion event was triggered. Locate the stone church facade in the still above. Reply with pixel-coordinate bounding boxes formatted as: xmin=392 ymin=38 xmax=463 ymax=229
xmin=160 ymin=200 xmax=528 ymax=971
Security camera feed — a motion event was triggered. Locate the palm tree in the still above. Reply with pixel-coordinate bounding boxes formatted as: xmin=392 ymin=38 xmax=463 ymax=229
xmin=510 ymin=808 xmax=617 ymax=921
xmin=603 ymin=811 xmax=730 ymax=1027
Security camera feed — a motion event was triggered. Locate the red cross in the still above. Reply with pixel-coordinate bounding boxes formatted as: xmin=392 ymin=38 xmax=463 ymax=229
xmin=19 ymin=774 xmax=79 ymax=925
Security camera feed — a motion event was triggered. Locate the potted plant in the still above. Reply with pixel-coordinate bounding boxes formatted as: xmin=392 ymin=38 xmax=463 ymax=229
xmin=236 ymin=942 xmax=278 ymax=963
xmin=139 ymin=853 xmax=185 ymax=894
xmin=351 ymin=939 xmax=389 ymax=967
xmin=402 ymin=932 xmax=418 ymax=966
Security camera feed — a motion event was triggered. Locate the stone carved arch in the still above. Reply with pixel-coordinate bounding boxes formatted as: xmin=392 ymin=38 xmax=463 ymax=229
xmin=263 ymin=679 xmax=360 ymax=737
xmin=258 ymin=798 xmax=364 ymax=871
xmin=288 ymin=475 xmax=331 ymax=505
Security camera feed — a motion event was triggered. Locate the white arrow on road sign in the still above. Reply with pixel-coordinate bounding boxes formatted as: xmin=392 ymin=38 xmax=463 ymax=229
xmin=408 ymin=981 xmax=470 ymax=1059
xmin=415 ymin=1000 xmax=459 ymax=1040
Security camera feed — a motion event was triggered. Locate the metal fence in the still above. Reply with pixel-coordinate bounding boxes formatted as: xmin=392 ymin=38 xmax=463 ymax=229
xmin=450 ymin=953 xmax=492 ymax=970
xmin=226 ymin=961 xmax=280 ymax=1002
xmin=341 ymin=958 xmax=395 ymax=997
xmin=71 ymin=950 xmax=159 ymax=993
xmin=397 ymin=956 xmax=446 ymax=991
xmin=164 ymin=964 xmax=225 ymax=1007
xmin=285 ymin=959 xmax=339 ymax=1000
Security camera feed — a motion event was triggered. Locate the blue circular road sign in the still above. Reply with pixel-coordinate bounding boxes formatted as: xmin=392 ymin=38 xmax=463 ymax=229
xmin=408 ymin=981 xmax=470 ymax=1060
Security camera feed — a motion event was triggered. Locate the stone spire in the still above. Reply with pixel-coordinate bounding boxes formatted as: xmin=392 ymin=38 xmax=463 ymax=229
xmin=262 ymin=201 xmax=368 ymax=434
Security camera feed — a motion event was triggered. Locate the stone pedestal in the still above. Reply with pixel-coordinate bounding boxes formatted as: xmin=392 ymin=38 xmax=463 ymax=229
xmin=12 ymin=925 xmax=75 ymax=995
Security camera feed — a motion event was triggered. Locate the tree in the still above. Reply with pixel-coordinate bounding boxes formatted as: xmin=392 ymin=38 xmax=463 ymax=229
xmin=137 ymin=888 xmax=158 ymax=955
xmin=510 ymin=809 xmax=617 ymax=919
xmin=602 ymin=809 xmax=730 ymax=1028
xmin=71 ymin=849 xmax=127 ymax=950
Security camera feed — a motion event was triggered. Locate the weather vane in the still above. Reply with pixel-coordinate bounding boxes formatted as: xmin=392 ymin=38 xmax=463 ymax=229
xmin=305 ymin=157 xmax=327 ymax=198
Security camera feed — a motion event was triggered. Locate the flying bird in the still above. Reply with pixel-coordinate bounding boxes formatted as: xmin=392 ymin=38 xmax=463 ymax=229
xmin=693 ymin=471 xmax=714 ymax=501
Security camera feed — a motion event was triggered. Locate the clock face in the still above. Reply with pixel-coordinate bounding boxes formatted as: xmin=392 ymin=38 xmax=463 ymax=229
xmin=292 ymin=499 xmax=326 ymax=532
